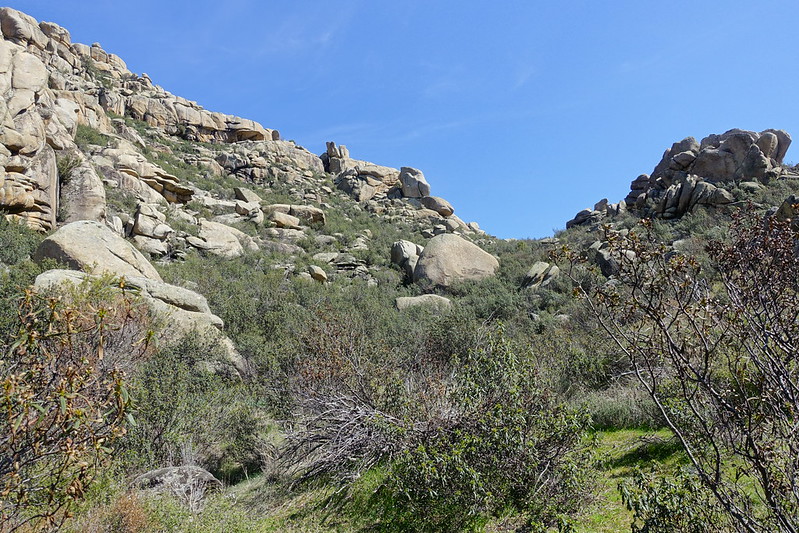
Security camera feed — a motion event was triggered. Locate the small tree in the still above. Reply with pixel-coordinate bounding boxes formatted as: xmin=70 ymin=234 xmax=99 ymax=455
xmin=563 ymin=212 xmax=799 ymax=532
xmin=0 ymin=281 xmax=154 ymax=531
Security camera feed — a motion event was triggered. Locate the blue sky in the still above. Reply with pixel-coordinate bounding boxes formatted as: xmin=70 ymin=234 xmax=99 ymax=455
xmin=10 ymin=1 xmax=799 ymax=238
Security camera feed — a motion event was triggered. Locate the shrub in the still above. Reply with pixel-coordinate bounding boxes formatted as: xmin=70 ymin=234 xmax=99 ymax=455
xmin=282 ymin=321 xmax=592 ymax=531
xmin=74 ymin=124 xmax=109 ymax=149
xmin=0 ymin=216 xmax=42 ymax=265
xmin=579 ymin=382 xmax=661 ymax=430
xmin=121 ymin=334 xmax=268 ymax=483
xmin=56 ymin=153 xmax=81 ymax=185
xmin=0 ymin=280 xmax=154 ymax=531
xmin=620 ymin=468 xmax=730 ymax=532
xmin=571 ymin=212 xmax=799 ymax=531
xmin=380 ymin=327 xmax=592 ymax=532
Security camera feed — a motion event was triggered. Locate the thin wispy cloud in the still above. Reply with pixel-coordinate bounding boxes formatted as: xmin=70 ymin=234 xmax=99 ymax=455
xmin=511 ymin=63 xmax=537 ymax=90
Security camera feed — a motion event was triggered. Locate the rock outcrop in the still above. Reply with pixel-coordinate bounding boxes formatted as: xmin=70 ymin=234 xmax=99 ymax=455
xmin=391 ymin=239 xmax=424 ymax=279
xmin=568 ymin=128 xmax=793 ymax=228
xmin=0 ymin=7 xmax=492 ymax=380
xmin=420 ymin=195 xmax=454 ymax=217
xmin=647 ymin=129 xmax=790 ymax=187
xmin=34 ymin=219 xmax=162 ymax=280
xmin=58 ymin=153 xmax=106 ymax=223
xmin=413 ymin=234 xmax=499 ymax=288
xmin=0 ymin=7 xmax=330 ymax=230
xmin=522 ymin=261 xmax=560 ymax=289
xmin=33 ymin=268 xmax=245 ymax=374
xmin=186 ymin=220 xmax=258 ymax=258
xmin=323 ymin=141 xmax=400 ymax=189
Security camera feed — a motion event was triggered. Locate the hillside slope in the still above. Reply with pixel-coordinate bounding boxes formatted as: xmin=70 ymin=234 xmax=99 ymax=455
xmin=2 ymin=6 xmax=799 ymax=533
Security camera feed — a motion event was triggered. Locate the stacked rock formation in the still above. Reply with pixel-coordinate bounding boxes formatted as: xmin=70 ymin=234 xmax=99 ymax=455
xmin=0 ymin=7 xmax=314 ymax=230
xmin=567 ymin=128 xmax=793 ymax=228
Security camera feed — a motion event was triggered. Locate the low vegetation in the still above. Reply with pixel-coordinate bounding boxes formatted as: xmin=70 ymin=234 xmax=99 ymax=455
xmin=5 ymin=95 xmax=799 ymax=531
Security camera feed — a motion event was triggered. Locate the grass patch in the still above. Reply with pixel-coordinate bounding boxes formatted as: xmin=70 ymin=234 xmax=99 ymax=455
xmin=572 ymin=429 xmax=682 ymax=533
xmin=75 ymin=124 xmax=110 ymax=149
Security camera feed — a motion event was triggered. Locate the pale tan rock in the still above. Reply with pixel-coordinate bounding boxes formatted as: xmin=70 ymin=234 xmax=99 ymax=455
xmin=522 ymin=262 xmax=560 ymax=289
xmin=0 ymin=170 xmax=35 ymax=209
xmin=59 ymin=158 xmax=106 ymax=223
xmin=133 ymin=203 xmax=173 ymax=240
xmin=33 ymin=220 xmax=162 ymax=280
xmin=413 ymin=234 xmax=499 ymax=288
xmin=11 ymin=51 xmax=47 ymax=92
xmin=268 ymin=210 xmax=301 ymax=229
xmin=395 ymin=294 xmax=452 ymax=314
xmin=391 ymin=240 xmax=421 ymax=266
xmin=264 ymin=227 xmax=305 ymax=242
xmin=235 ymin=200 xmax=260 ymax=217
xmin=0 ymin=8 xmax=48 ymax=50
xmin=289 ymin=204 xmax=325 ymax=225
xmin=20 ymin=143 xmax=57 ymax=230
xmin=101 ymin=145 xmax=193 ymax=203
xmin=12 ymin=109 xmax=45 ymax=155
xmin=187 ymin=220 xmax=257 ymax=258
xmin=0 ymin=40 xmax=17 ymax=73
xmin=132 ymin=235 xmax=169 ymax=256
xmin=7 ymin=88 xmax=34 ymax=117
xmin=39 ymin=21 xmax=71 ymax=46
xmin=233 ymin=187 xmax=262 ymax=204
xmin=34 ymin=269 xmax=244 ymax=374
xmin=420 ymin=196 xmax=454 ymax=216
xmin=308 ymin=264 xmax=327 ymax=282
xmin=400 ymin=167 xmax=431 ymax=198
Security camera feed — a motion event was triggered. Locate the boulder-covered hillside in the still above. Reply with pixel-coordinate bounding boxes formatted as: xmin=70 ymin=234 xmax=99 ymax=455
xmin=3 ymin=6 xmax=799 ymax=533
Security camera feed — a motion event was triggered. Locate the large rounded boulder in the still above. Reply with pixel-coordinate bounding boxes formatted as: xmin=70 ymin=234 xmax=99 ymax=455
xmin=412 ymin=234 xmax=499 ymax=288
xmin=33 ymin=220 xmax=162 ymax=280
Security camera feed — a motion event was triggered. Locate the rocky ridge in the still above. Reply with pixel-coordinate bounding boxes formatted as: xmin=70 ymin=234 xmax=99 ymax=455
xmin=0 ymin=8 xmax=501 ymax=349
xmin=567 ymin=128 xmax=795 ymax=228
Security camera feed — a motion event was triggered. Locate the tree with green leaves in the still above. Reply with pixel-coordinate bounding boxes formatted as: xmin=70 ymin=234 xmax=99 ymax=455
xmin=1 ymin=282 xmax=154 ymax=531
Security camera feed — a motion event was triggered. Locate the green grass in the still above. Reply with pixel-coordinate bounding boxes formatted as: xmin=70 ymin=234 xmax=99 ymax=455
xmin=75 ymin=123 xmax=110 ymax=149
xmin=573 ymin=429 xmax=682 ymax=533
xmin=63 ymin=430 xmax=682 ymax=532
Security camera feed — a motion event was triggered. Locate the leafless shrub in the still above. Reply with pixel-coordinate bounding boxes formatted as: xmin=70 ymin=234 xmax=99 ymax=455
xmin=562 ymin=211 xmax=799 ymax=532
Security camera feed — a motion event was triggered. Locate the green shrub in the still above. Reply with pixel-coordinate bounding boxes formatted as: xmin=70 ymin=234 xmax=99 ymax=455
xmin=74 ymin=123 xmax=110 ymax=149
xmin=580 ymin=383 xmax=661 ymax=430
xmin=378 ymin=327 xmax=592 ymax=532
xmin=82 ymin=57 xmax=113 ymax=89
xmin=0 ymin=216 xmax=42 ymax=265
xmin=122 ymin=334 xmax=268 ymax=483
xmin=104 ymin=185 xmax=138 ymax=217
xmin=620 ymin=468 xmax=730 ymax=532
xmin=56 ymin=152 xmax=81 ymax=184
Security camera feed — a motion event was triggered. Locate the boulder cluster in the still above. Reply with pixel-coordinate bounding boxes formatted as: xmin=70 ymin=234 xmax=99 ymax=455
xmin=0 ymin=8 xmax=297 ymax=231
xmin=323 ymin=142 xmax=482 ymax=238
xmin=33 ymin=221 xmax=245 ymax=373
xmin=568 ymin=128 xmax=794 ymax=228
xmin=0 ymin=7 xmax=499 ymax=349
xmin=391 ymin=233 xmax=499 ymax=288
xmin=0 ymin=6 xmax=483 ymax=251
